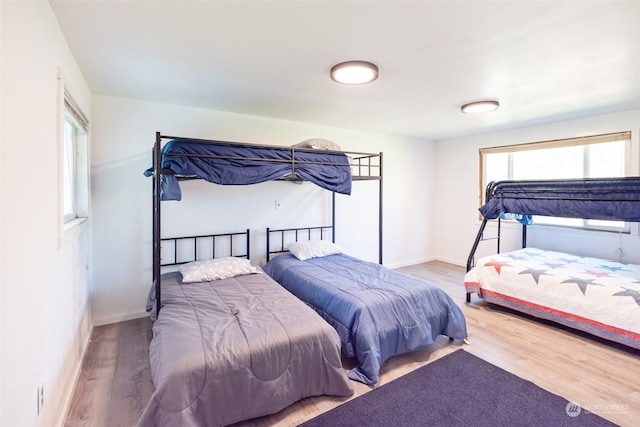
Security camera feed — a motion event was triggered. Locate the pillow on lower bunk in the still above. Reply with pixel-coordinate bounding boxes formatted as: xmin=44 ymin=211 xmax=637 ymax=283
xmin=288 ymin=240 xmax=342 ymax=261
xmin=179 ymin=257 xmax=259 ymax=283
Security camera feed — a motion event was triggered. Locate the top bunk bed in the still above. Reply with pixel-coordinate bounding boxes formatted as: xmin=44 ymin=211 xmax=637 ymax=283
xmin=467 ymin=177 xmax=640 ymax=273
xmin=146 ymin=132 xmax=384 ymax=316
xmin=479 ymin=177 xmax=640 ymax=222
xmin=145 ymin=133 xmax=382 ymax=201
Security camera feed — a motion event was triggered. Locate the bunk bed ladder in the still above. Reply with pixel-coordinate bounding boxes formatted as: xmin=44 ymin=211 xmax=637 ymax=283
xmin=466 ymin=180 xmax=501 ymax=302
xmin=465 ymin=218 xmax=500 ymax=303
xmin=466 ymin=219 xmax=500 ymax=270
xmin=465 ymin=217 xmax=528 ymax=303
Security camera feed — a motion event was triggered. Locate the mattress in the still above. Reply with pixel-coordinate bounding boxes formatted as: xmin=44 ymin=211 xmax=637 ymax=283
xmin=262 ymin=253 xmax=468 ymax=385
xmin=464 ymin=247 xmax=640 ymax=349
xmin=137 ymin=271 xmax=353 ymax=427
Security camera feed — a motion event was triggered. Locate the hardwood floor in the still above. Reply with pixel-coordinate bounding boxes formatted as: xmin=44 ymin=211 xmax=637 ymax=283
xmin=64 ymin=261 xmax=639 ymax=427
xmin=64 ymin=315 xmax=154 ymax=427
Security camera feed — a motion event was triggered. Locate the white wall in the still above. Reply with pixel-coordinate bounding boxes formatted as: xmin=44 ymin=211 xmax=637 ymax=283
xmin=0 ymin=2 xmax=4 ymax=424
xmin=0 ymin=4 xmax=4 ymax=422
xmin=0 ymin=2 xmax=92 ymax=427
xmin=434 ymin=109 xmax=640 ymax=267
xmin=90 ymin=95 xmax=436 ymax=325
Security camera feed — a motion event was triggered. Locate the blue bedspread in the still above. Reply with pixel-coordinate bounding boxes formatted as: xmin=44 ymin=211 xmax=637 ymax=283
xmin=479 ymin=178 xmax=640 ymax=222
xmin=262 ymin=253 xmax=468 ymax=384
xmin=145 ymin=139 xmax=352 ymax=200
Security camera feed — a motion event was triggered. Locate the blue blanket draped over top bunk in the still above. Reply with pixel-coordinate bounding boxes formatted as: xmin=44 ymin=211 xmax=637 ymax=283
xmin=479 ymin=178 xmax=640 ymax=222
xmin=145 ymin=139 xmax=352 ymax=200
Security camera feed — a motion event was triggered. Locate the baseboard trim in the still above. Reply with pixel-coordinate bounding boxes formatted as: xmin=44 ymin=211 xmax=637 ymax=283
xmin=56 ymin=318 xmax=94 ymax=427
xmin=387 ymin=257 xmax=435 ymax=269
xmin=433 ymin=257 xmax=466 ymax=268
xmin=388 ymin=257 xmax=467 ymax=269
xmin=94 ymin=310 xmax=149 ymax=327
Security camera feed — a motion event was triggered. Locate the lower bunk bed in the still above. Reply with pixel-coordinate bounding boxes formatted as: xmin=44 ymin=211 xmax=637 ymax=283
xmin=262 ymin=226 xmax=469 ymax=385
xmin=137 ymin=230 xmax=353 ymax=427
xmin=465 ymin=178 xmax=640 ymax=350
xmin=464 ymin=247 xmax=640 ymax=349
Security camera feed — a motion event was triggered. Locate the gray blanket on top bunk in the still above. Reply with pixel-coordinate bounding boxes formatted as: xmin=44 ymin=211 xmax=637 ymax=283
xmin=137 ymin=271 xmax=353 ymax=427
xmin=144 ymin=139 xmax=353 ymax=200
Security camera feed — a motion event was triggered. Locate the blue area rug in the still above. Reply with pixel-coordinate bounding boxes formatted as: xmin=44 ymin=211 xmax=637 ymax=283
xmin=300 ymin=349 xmax=617 ymax=427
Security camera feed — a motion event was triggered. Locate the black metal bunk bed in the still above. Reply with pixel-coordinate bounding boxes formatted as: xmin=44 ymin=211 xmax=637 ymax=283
xmin=148 ymin=132 xmax=383 ymax=316
xmin=139 ymin=132 xmax=388 ymax=426
xmin=465 ymin=177 xmax=640 ymax=350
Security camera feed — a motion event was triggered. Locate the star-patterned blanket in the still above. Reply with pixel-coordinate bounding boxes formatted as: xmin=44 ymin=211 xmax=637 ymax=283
xmin=464 ymin=247 xmax=640 ymax=349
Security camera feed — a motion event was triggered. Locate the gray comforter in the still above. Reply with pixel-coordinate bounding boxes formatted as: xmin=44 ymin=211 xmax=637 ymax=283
xmin=137 ymin=271 xmax=353 ymax=427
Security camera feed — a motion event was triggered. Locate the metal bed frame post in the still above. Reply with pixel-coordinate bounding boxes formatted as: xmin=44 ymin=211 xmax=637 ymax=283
xmin=332 ymin=192 xmax=336 ymax=243
xmin=266 ymin=227 xmax=271 ymax=262
xmin=153 ymin=132 xmax=162 ymax=317
xmin=330 ymin=151 xmax=382 ymax=265
xmin=245 ymin=228 xmax=251 ymax=260
xmin=378 ymin=152 xmax=383 ymax=265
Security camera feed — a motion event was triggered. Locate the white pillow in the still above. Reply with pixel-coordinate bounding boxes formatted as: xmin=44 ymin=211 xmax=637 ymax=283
xmin=179 ymin=257 xmax=259 ymax=283
xmin=288 ymin=240 xmax=342 ymax=261
xmin=292 ymin=138 xmax=342 ymax=151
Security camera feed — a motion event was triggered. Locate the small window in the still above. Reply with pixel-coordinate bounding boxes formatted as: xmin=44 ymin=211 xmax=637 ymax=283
xmin=62 ymin=89 xmax=89 ymax=226
xmin=480 ymin=132 xmax=632 ymax=232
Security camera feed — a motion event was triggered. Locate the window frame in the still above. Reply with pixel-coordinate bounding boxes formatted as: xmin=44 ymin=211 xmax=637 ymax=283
xmin=57 ymin=71 xmax=89 ymax=244
xmin=479 ymin=131 xmax=633 ymax=232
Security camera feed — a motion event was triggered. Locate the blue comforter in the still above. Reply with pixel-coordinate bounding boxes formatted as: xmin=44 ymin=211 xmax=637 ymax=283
xmin=144 ymin=139 xmax=352 ymax=200
xmin=263 ymin=253 xmax=468 ymax=384
xmin=479 ymin=178 xmax=640 ymax=222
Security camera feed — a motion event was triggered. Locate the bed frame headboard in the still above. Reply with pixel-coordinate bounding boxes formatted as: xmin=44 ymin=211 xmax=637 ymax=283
xmin=160 ymin=229 xmax=250 ymax=267
xmin=266 ymin=226 xmax=333 ymax=262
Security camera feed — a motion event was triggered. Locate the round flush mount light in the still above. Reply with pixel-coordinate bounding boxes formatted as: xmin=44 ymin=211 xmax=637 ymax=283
xmin=330 ymin=61 xmax=379 ymax=85
xmin=461 ymin=100 xmax=500 ymax=114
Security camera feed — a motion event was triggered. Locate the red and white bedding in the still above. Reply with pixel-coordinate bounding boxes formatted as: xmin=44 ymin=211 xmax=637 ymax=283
xmin=464 ymin=247 xmax=640 ymax=349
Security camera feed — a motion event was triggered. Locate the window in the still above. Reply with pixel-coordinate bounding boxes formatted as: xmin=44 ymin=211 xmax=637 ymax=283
xmin=61 ymin=88 xmax=89 ymax=226
xmin=480 ymin=132 xmax=632 ymax=231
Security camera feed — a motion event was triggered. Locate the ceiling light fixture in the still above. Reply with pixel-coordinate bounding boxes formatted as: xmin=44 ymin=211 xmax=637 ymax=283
xmin=461 ymin=100 xmax=500 ymax=114
xmin=330 ymin=61 xmax=379 ymax=85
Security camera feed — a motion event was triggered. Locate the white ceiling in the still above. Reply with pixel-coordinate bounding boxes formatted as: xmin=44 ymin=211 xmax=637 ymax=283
xmin=50 ymin=0 xmax=640 ymax=141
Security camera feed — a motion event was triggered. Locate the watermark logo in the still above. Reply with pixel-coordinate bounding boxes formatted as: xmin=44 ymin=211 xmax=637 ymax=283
xmin=566 ymin=402 xmax=581 ymax=417
xmin=565 ymin=401 xmax=629 ymax=417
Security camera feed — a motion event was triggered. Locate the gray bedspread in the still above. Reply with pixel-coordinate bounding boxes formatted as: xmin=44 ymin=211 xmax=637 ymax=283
xmin=137 ymin=271 xmax=353 ymax=427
